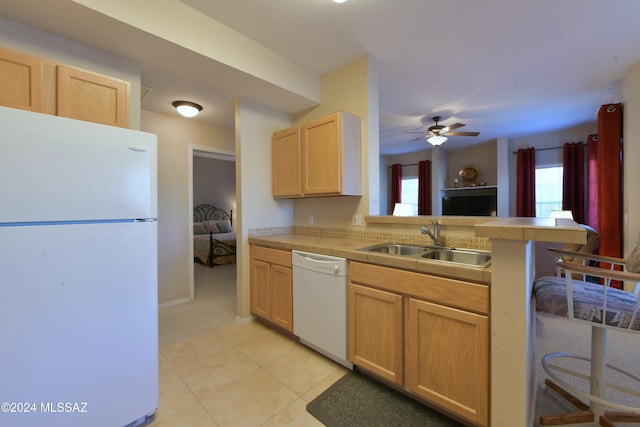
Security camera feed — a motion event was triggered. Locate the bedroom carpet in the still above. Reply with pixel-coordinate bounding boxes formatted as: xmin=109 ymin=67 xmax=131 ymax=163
xmin=158 ymin=263 xmax=236 ymax=346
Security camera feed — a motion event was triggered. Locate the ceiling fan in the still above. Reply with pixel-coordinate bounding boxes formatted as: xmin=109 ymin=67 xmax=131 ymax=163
xmin=409 ymin=116 xmax=480 ymax=146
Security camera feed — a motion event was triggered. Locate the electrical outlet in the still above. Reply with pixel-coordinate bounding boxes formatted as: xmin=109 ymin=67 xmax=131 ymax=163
xmin=308 ymin=214 xmax=314 ymax=225
xmin=352 ymin=214 xmax=363 ymax=226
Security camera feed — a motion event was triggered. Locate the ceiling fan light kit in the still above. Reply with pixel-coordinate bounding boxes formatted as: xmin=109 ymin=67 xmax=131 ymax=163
xmin=427 ymin=135 xmax=447 ymax=146
xmin=407 ymin=115 xmax=480 ymax=147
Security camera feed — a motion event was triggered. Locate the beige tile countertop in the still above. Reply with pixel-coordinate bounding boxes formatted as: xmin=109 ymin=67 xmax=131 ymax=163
xmin=248 ymin=233 xmax=492 ymax=284
xmin=475 ymin=217 xmax=586 ymax=244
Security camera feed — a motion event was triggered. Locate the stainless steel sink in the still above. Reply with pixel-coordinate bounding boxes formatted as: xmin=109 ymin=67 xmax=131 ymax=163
xmin=421 ymin=248 xmax=491 ymax=267
xmin=357 ymin=242 xmax=435 ymax=256
xmin=357 ymin=242 xmax=491 ymax=267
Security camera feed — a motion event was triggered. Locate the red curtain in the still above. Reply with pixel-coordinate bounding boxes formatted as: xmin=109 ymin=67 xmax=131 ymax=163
xmin=562 ymin=142 xmax=585 ymax=223
xmin=586 ymin=134 xmax=599 ymax=231
xmin=597 ymin=103 xmax=623 ymax=270
xmin=418 ymin=160 xmax=432 ymax=215
xmin=516 ymin=148 xmax=536 ymax=217
xmin=390 ymin=163 xmax=402 ymax=213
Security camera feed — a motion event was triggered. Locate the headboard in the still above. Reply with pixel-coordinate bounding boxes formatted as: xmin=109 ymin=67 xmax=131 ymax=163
xmin=193 ymin=204 xmax=233 ymax=226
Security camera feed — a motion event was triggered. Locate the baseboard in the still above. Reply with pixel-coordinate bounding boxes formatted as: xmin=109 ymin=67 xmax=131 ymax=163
xmin=235 ymin=315 xmax=256 ymax=324
xmin=158 ymin=297 xmax=191 ymax=309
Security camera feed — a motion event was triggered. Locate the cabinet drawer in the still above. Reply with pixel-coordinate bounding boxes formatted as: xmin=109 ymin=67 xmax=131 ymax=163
xmin=250 ymin=245 xmax=291 ymax=267
xmin=349 ymin=261 xmax=489 ymax=315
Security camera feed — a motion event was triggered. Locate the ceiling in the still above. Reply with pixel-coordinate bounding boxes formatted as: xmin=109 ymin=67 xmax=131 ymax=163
xmin=2 ymin=0 xmax=640 ymax=155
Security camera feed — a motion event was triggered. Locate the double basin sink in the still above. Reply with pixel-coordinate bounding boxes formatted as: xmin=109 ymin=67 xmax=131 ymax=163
xmin=357 ymin=242 xmax=491 ymax=267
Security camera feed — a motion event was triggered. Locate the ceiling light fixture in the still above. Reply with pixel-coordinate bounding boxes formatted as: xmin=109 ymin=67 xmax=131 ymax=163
xmin=333 ymin=0 xmax=347 ymax=3
xmin=172 ymin=100 xmax=203 ymax=118
xmin=427 ymin=135 xmax=447 ymax=146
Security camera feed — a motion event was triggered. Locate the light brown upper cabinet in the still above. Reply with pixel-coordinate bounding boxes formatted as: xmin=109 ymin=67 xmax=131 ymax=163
xmin=272 ymin=127 xmax=303 ymax=197
xmin=57 ymin=65 xmax=129 ymax=128
xmin=0 ymin=46 xmax=45 ymax=113
xmin=272 ymin=111 xmax=362 ymax=198
xmin=0 ymin=46 xmax=130 ymax=128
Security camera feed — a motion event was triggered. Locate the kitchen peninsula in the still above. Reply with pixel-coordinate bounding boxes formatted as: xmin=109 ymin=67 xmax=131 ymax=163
xmin=475 ymin=217 xmax=585 ymax=427
xmin=248 ymin=216 xmax=585 ymax=427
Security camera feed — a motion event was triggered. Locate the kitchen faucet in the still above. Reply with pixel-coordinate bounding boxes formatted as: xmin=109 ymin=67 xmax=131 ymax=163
xmin=421 ymin=220 xmax=441 ymax=246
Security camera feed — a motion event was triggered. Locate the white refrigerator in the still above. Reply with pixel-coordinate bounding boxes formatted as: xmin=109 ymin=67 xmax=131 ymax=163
xmin=0 ymin=106 xmax=159 ymax=427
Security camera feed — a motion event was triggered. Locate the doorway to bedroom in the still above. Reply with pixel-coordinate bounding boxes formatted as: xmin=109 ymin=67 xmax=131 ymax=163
xmin=185 ymin=147 xmax=237 ymax=342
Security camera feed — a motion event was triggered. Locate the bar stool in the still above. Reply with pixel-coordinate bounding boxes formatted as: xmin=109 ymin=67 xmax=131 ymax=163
xmin=533 ymin=248 xmax=640 ymax=426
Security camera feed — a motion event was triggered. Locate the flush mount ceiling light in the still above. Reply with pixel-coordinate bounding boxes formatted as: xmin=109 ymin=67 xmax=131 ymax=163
xmin=172 ymin=101 xmax=202 ymax=118
xmin=427 ymin=135 xmax=447 ymax=146
xmin=333 ymin=0 xmax=347 ymax=3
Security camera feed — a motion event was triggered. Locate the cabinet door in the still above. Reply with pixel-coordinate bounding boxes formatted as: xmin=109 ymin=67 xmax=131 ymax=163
xmin=57 ymin=64 xmax=129 ymax=128
xmin=272 ymin=127 xmax=302 ymax=197
xmin=0 ymin=46 xmax=44 ymax=112
xmin=301 ymin=112 xmax=342 ymax=195
xmin=271 ymin=265 xmax=293 ymax=332
xmin=408 ymin=298 xmax=489 ymax=426
xmin=348 ymin=283 xmax=404 ymax=385
xmin=250 ymin=259 xmax=271 ymax=320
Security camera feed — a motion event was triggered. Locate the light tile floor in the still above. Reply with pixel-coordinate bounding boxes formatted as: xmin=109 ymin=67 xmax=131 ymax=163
xmin=147 ymin=320 xmax=348 ymax=427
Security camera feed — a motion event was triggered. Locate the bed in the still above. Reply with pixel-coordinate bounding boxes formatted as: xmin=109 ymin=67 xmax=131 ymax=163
xmin=193 ymin=204 xmax=236 ymax=267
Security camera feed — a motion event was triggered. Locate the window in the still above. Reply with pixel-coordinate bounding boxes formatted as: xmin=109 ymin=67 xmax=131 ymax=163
xmin=535 ymin=166 xmax=563 ymax=217
xmin=401 ymin=177 xmax=419 ymax=215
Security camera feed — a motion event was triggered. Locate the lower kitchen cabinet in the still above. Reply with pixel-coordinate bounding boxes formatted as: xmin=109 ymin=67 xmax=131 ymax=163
xmin=348 ymin=283 xmax=404 ymax=385
xmin=408 ymin=297 xmax=489 ymax=426
xmin=348 ymin=261 xmax=489 ymax=426
xmin=270 ymin=264 xmax=293 ymax=330
xmin=250 ymin=245 xmax=293 ymax=332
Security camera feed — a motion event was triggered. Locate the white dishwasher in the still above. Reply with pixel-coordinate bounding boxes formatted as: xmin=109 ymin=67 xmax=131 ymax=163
xmin=292 ymin=250 xmax=352 ymax=369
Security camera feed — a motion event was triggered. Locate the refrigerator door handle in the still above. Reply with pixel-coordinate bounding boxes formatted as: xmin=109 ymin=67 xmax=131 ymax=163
xmin=128 ymin=145 xmax=149 ymax=152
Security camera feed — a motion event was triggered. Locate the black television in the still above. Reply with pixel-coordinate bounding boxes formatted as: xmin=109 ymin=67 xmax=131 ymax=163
xmin=442 ymin=191 xmax=497 ymax=216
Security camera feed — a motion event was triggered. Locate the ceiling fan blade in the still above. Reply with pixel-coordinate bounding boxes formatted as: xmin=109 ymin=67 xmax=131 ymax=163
xmin=447 ymin=131 xmax=480 ymax=137
xmin=444 ymin=123 xmax=465 ymax=131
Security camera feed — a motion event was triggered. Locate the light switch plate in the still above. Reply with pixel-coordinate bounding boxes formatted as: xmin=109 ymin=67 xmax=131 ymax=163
xmin=352 ymin=214 xmax=363 ymax=226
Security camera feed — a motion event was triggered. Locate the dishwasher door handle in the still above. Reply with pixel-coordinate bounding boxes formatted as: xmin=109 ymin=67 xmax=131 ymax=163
xmin=293 ymin=251 xmax=330 ymax=262
xmin=292 ymin=251 xmax=347 ymax=275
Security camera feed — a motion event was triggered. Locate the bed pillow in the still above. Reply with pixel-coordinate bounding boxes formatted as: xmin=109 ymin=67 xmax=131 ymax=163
xmin=217 ymin=221 xmax=232 ymax=233
xmin=204 ymin=219 xmax=231 ymax=233
xmin=204 ymin=221 xmax=220 ymax=234
xmin=193 ymin=222 xmax=207 ymax=235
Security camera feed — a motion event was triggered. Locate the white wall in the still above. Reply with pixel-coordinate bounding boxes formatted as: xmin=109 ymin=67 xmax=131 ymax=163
xmin=193 ymin=156 xmax=236 ymax=213
xmin=291 ymin=55 xmax=379 ymax=226
xmin=235 ymin=98 xmax=294 ymax=319
xmin=446 ymin=140 xmax=498 ymax=188
xmin=142 ymin=110 xmax=234 ymax=305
